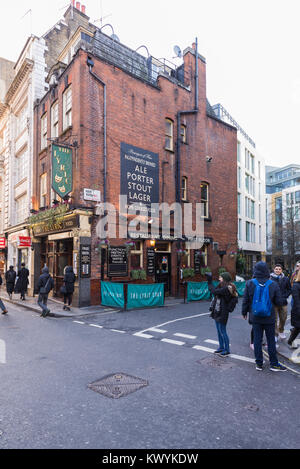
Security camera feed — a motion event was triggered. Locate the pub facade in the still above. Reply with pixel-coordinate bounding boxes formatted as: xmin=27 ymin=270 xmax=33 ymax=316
xmin=32 ymin=14 xmax=238 ymax=306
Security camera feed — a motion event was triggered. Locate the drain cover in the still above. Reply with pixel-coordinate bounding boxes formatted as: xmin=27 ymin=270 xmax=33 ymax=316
xmin=88 ymin=373 xmax=148 ymax=399
xmin=197 ymin=356 xmax=234 ymax=371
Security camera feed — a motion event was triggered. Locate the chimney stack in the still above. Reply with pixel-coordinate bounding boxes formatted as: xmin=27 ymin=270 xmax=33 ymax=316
xmin=76 ymin=2 xmax=81 ymax=10
xmin=81 ymin=4 xmax=86 ymax=14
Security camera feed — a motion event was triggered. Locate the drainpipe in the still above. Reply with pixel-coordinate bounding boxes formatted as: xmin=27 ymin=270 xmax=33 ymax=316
xmin=175 ymin=38 xmax=199 ymax=296
xmin=87 ymin=56 xmax=107 ymax=204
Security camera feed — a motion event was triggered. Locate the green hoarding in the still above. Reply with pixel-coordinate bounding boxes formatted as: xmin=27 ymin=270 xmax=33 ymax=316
xmin=127 ymin=283 xmax=164 ymax=310
xmin=52 ymin=144 xmax=73 ymax=199
xmin=187 ymin=281 xmax=246 ymax=302
xmin=101 ymin=282 xmax=125 ymax=308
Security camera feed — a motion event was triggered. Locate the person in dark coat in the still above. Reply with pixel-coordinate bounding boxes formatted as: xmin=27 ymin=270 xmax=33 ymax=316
xmin=206 ymin=271 xmax=238 ymax=357
xmin=5 ymin=266 xmax=16 ymax=300
xmin=287 ymin=269 xmax=300 ymax=348
xmin=242 ymin=261 xmax=287 ymax=372
xmin=270 ymin=264 xmax=292 ymax=339
xmin=0 ymin=273 xmax=8 ymax=314
xmin=62 ymin=266 xmax=76 ymax=311
xmin=16 ymin=263 xmax=29 ymax=300
xmin=37 ymin=266 xmax=54 ymax=317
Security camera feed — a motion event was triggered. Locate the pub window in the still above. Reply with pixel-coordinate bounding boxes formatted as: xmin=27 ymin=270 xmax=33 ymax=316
xmin=200 ymin=182 xmax=209 ymax=218
xmin=131 ymin=241 xmax=143 ymax=269
xmin=63 ymin=86 xmax=72 ymax=130
xmin=182 ymin=248 xmax=191 ymax=268
xmin=41 ymin=113 xmax=47 ymax=150
xmin=180 ymin=124 xmax=187 ymax=143
xmin=51 ymin=101 xmax=59 ymax=138
xmin=165 ymin=118 xmax=174 ymax=151
xmin=181 ymin=176 xmax=188 ymax=201
xmin=40 ymin=173 xmax=47 ymax=208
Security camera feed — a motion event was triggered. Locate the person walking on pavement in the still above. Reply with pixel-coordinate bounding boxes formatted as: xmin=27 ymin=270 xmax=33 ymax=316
xmin=287 ymin=269 xmax=300 ymax=348
xmin=5 ymin=265 xmax=16 ymax=300
xmin=206 ymin=271 xmax=238 ymax=357
xmin=0 ymin=273 xmax=8 ymax=315
xmin=37 ymin=266 xmax=54 ymax=317
xmin=242 ymin=261 xmax=287 ymax=372
xmin=62 ymin=266 xmax=75 ymax=311
xmin=270 ymin=264 xmax=292 ymax=340
xmin=16 ymin=263 xmax=29 ymax=300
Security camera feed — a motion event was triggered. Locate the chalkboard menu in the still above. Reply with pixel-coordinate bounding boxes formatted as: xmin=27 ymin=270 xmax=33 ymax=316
xmin=108 ymin=246 xmax=128 ymax=277
xmin=147 ymin=248 xmax=155 ymax=276
xmin=80 ymin=245 xmax=91 ymax=278
xmin=194 ymin=250 xmax=203 ymax=274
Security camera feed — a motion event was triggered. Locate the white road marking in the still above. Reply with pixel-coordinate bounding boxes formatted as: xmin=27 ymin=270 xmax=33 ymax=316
xmin=204 ymin=339 xmax=219 ymax=345
xmin=73 ymin=321 xmax=85 ymax=325
xmin=193 ymin=345 xmax=216 ymax=353
xmin=193 ymin=345 xmax=256 ymax=364
xmin=110 ymin=329 xmax=126 ymax=334
xmin=89 ymin=324 xmax=103 ymax=329
xmin=133 ymin=332 xmax=154 ymax=339
xmin=0 ymin=339 xmax=6 ymax=364
xmin=148 ymin=328 xmax=167 ymax=334
xmin=135 ymin=312 xmax=210 ymax=337
xmin=174 ymin=333 xmax=197 ymax=340
xmin=161 ymin=338 xmax=185 ymax=346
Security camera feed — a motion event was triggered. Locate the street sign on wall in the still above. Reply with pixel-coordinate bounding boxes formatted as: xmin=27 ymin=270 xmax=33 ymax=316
xmin=52 ymin=144 xmax=73 ymax=199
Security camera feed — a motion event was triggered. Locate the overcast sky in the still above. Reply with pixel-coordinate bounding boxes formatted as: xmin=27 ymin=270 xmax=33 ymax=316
xmin=1 ymin=0 xmax=299 ymax=168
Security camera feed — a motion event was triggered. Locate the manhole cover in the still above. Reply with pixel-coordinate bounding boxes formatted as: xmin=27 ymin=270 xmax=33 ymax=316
xmin=88 ymin=373 xmax=148 ymax=399
xmin=197 ymin=356 xmax=234 ymax=371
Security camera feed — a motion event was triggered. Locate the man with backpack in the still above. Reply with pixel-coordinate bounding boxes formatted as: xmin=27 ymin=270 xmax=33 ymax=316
xmin=37 ymin=266 xmax=54 ymax=317
xmin=242 ymin=261 xmax=287 ymax=372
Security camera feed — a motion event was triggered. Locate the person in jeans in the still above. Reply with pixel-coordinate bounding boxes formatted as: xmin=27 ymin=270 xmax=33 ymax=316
xmin=206 ymin=271 xmax=238 ymax=357
xmin=37 ymin=266 xmax=54 ymax=317
xmin=287 ymin=269 xmax=300 ymax=348
xmin=0 ymin=273 xmax=8 ymax=315
xmin=242 ymin=261 xmax=287 ymax=372
xmin=270 ymin=264 xmax=292 ymax=340
xmin=62 ymin=266 xmax=76 ymax=311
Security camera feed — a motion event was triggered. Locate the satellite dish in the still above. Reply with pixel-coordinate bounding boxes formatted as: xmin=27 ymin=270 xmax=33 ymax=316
xmin=111 ymin=34 xmax=120 ymax=42
xmin=173 ymin=45 xmax=182 ymax=58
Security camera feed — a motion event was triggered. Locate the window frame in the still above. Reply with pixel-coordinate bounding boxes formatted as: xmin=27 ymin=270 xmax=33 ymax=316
xmin=130 ymin=241 xmax=144 ymax=269
xmin=165 ymin=118 xmax=174 ymax=151
xmin=40 ymin=173 xmax=47 ymax=208
xmin=41 ymin=113 xmax=48 ymax=150
xmin=181 ymin=176 xmax=188 ymax=201
xmin=200 ymin=182 xmax=209 ymax=218
xmin=63 ymin=86 xmax=72 ymax=130
xmin=51 ymin=101 xmax=59 ymax=138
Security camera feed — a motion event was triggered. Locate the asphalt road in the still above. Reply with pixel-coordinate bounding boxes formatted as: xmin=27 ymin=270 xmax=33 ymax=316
xmin=0 ymin=300 xmax=299 ymax=450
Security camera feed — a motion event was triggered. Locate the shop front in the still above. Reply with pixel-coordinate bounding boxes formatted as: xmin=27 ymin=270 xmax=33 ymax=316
xmin=30 ymin=208 xmax=93 ymax=307
xmin=0 ymin=237 xmax=6 ymax=275
xmin=5 ymin=228 xmax=33 ymax=292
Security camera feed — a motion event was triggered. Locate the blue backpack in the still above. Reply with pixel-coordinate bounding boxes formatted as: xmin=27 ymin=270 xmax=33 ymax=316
xmin=251 ymin=279 xmax=273 ymax=317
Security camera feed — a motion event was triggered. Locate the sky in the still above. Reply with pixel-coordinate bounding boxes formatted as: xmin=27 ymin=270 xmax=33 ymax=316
xmin=1 ymin=0 xmax=300 ymax=168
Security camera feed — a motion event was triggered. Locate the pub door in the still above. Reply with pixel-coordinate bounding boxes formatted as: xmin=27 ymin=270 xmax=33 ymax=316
xmin=54 ymin=239 xmax=73 ymax=297
xmin=155 ymin=253 xmax=171 ymax=296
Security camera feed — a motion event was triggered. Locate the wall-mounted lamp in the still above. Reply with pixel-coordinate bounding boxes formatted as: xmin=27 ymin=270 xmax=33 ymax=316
xmin=150 ymin=240 xmax=156 ymax=247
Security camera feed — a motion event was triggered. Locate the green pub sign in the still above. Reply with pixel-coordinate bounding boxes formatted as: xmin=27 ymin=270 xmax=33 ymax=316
xmin=52 ymin=144 xmax=73 ymax=199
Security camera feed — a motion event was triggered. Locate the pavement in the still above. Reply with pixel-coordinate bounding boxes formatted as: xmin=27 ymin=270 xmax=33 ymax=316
xmin=0 ymin=289 xmax=299 ymax=366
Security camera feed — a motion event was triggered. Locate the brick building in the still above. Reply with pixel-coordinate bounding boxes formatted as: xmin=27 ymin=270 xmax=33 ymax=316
xmin=32 ymin=13 xmax=238 ymax=306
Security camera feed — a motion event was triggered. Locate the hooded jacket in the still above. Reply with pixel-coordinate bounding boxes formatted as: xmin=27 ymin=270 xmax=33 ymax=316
xmin=242 ymin=262 xmax=284 ymax=324
xmin=37 ymin=267 xmax=54 ymax=294
xmin=63 ymin=266 xmax=76 ymax=294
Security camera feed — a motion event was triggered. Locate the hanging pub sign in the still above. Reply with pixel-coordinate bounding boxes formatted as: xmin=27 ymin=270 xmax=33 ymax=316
xmin=108 ymin=246 xmax=128 ymax=277
xmin=120 ymin=142 xmax=159 ymax=216
xmin=52 ymin=144 xmax=73 ymax=199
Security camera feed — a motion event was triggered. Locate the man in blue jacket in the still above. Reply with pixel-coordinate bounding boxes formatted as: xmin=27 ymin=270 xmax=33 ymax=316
xmin=242 ymin=262 xmax=287 ymax=372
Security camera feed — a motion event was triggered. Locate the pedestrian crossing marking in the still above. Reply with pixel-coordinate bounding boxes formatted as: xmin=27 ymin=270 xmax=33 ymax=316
xmin=0 ymin=339 xmax=6 ymax=364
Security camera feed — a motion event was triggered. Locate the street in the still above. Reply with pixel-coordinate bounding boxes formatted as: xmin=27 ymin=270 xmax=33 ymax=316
xmin=0 ymin=300 xmax=299 ymax=450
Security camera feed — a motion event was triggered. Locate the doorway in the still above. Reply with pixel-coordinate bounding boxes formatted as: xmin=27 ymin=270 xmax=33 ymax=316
xmin=155 ymin=252 xmax=171 ymax=295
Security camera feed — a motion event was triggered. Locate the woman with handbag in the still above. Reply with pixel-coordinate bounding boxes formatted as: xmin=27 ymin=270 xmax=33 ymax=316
xmin=61 ymin=266 xmax=76 ymax=311
xmin=206 ymin=271 xmax=238 ymax=357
